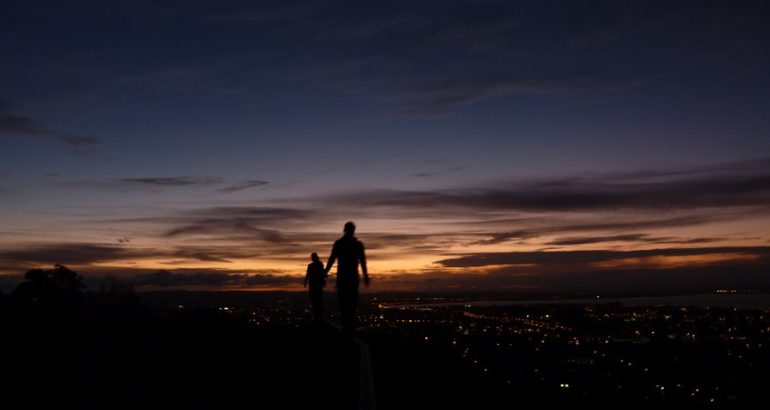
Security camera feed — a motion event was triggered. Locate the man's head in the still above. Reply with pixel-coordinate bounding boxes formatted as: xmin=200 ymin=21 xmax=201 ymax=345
xmin=343 ymin=221 xmax=356 ymax=236
xmin=311 ymin=252 xmax=320 ymax=263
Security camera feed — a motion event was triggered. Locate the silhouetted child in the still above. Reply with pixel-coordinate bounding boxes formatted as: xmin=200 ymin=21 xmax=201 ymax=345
xmin=304 ymin=252 xmax=326 ymax=320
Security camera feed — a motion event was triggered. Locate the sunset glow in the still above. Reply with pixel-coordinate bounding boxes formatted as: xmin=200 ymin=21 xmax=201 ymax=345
xmin=1 ymin=0 xmax=769 ymax=292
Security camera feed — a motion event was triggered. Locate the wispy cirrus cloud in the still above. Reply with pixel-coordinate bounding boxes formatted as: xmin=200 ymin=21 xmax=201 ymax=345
xmin=127 ymin=269 xmax=298 ymax=290
xmin=0 ymin=103 xmax=99 ymax=148
xmin=0 ymin=243 xmax=128 ymax=265
xmin=0 ymin=242 xmax=264 ymax=267
xmin=546 ymin=234 xmax=719 ymax=246
xmin=395 ymin=72 xmax=623 ymax=113
xmin=164 ymin=220 xmax=287 ymax=243
xmin=64 ymin=176 xmax=271 ymax=193
xmin=5 ymin=158 xmax=767 ymax=292
xmin=376 ymin=262 xmax=770 ymax=293
xmin=64 ymin=176 xmax=224 ymax=192
xmin=89 ymin=158 xmax=770 ymax=253
xmin=324 ymin=158 xmax=770 ymax=214
xmin=0 ymin=104 xmax=99 ymax=147
xmin=412 ymin=166 xmax=466 ymax=178
xmin=118 ymin=177 xmax=222 ymax=186
xmin=437 ymin=246 xmax=770 ymax=269
xmin=217 ymin=179 xmax=270 ymax=193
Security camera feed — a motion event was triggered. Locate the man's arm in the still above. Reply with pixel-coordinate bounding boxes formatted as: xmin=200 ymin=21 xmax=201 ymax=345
xmin=304 ymin=265 xmax=309 ymax=287
xmin=324 ymin=245 xmax=337 ymax=275
xmin=360 ymin=242 xmax=369 ymax=287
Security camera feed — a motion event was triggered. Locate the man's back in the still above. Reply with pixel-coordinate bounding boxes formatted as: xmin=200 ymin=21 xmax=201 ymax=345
xmin=331 ymin=235 xmax=365 ymax=278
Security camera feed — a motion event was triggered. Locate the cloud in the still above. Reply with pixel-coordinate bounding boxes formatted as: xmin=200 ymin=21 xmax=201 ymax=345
xmin=100 ymin=206 xmax=320 ymax=247
xmin=118 ymin=177 xmax=222 ymax=186
xmin=27 ymin=157 xmax=768 ymax=294
xmin=462 ymin=214 xmax=739 ymax=246
xmin=378 ymin=260 xmax=770 ymax=293
xmin=127 ymin=269 xmax=298 ymax=289
xmin=437 ymin=246 xmax=770 ymax=268
xmin=0 ymin=243 xmax=127 ymax=265
xmin=470 ymin=230 xmax=536 ymax=246
xmin=546 ymin=234 xmax=719 ymax=246
xmin=65 ymin=176 xmax=224 ymax=192
xmin=87 ymin=158 xmax=770 ymax=254
xmin=396 ymin=72 xmax=618 ymax=113
xmin=0 ymin=105 xmax=99 ymax=147
xmin=412 ymin=166 xmax=466 ymax=178
xmin=163 ymin=220 xmax=287 ymax=243
xmin=0 ymin=242 xmax=265 ymax=267
xmin=6 ymin=0 xmax=769 ymax=118
xmin=305 ymin=0 xmax=765 ymax=114
xmin=324 ymin=160 xmax=770 ymax=213
xmin=217 ymin=180 xmax=270 ymax=193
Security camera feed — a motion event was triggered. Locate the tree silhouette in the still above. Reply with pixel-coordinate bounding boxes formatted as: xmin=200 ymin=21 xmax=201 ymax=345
xmin=12 ymin=264 xmax=85 ymax=307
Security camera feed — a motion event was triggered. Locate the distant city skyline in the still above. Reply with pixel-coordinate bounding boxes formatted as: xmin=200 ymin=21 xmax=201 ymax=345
xmin=2 ymin=1 xmax=769 ymax=291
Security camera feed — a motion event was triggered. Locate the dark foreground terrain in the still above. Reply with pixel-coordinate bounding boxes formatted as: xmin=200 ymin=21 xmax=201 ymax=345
xmin=3 ymin=288 xmax=770 ymax=409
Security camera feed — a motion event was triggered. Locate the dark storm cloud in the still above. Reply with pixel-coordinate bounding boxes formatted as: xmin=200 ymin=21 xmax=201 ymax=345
xmin=217 ymin=180 xmax=270 ymax=193
xmin=437 ymin=246 xmax=770 ymax=268
xmin=0 ymin=105 xmax=99 ymax=147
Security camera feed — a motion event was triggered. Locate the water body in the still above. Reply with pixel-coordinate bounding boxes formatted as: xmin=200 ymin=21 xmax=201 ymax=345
xmin=394 ymin=294 xmax=770 ymax=309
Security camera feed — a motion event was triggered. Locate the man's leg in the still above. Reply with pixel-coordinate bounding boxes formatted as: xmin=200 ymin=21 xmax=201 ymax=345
xmin=338 ymin=279 xmax=359 ymax=333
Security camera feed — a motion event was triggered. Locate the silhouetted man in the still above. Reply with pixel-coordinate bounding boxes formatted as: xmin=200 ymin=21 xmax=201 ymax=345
xmin=325 ymin=221 xmax=369 ymax=333
xmin=304 ymin=252 xmax=326 ymax=320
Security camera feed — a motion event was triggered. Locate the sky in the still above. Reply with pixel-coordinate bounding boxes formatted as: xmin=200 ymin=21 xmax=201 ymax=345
xmin=1 ymin=0 xmax=770 ymax=293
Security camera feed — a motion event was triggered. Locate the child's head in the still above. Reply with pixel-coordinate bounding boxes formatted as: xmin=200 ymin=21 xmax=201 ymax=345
xmin=311 ymin=252 xmax=320 ymax=263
